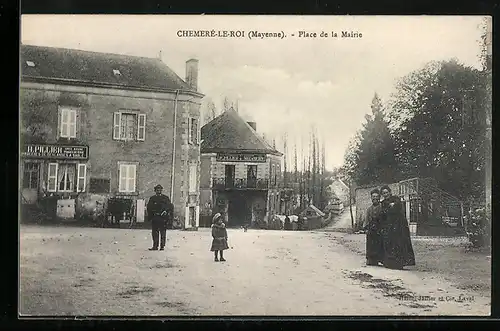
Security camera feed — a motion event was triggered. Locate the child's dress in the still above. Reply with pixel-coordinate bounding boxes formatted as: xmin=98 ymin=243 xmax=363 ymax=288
xmin=210 ymin=223 xmax=229 ymax=251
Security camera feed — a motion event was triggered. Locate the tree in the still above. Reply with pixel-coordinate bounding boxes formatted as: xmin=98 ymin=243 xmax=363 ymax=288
xmin=479 ymin=16 xmax=492 ymax=248
xmin=388 ymin=60 xmax=488 ymax=202
xmin=293 ymin=139 xmax=298 ymax=183
xmin=340 ymin=132 xmax=361 ymax=183
xmin=202 ymin=99 xmax=219 ymax=125
xmin=352 ymin=93 xmax=399 ymax=186
xmin=311 ymin=126 xmax=317 ymax=205
xmin=340 ymin=131 xmax=361 ymax=229
xmin=283 ymin=132 xmax=288 ymax=187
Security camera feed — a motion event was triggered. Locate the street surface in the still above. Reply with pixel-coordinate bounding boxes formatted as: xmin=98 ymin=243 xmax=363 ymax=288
xmin=328 ymin=206 xmax=356 ymax=230
xmin=20 ymin=224 xmax=490 ymax=316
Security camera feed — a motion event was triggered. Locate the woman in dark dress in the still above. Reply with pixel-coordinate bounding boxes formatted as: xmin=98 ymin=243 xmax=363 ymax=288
xmin=211 ymin=213 xmax=229 ymax=262
xmin=365 ymin=189 xmax=384 ymax=266
xmin=380 ymin=185 xmax=416 ymax=270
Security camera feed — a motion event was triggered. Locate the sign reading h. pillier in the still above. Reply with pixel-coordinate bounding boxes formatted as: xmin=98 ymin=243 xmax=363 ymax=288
xmin=22 ymin=144 xmax=89 ymax=160
xmin=216 ymin=153 xmax=266 ymax=163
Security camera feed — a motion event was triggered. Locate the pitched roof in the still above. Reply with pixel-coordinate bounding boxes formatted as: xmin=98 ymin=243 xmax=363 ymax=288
xmin=201 ymin=108 xmax=281 ymax=155
xmin=301 ymin=204 xmax=326 ymax=217
xmin=20 ymin=44 xmax=200 ymax=94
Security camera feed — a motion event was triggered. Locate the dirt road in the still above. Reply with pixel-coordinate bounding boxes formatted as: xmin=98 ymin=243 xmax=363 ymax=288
xmin=19 ymin=225 xmax=490 ymax=316
xmin=326 ymin=207 xmax=355 ymax=230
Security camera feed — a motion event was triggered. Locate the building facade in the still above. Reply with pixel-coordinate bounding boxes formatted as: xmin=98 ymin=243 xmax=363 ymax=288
xmin=199 ymin=109 xmax=283 ymax=228
xmin=20 ymin=44 xmax=204 ymax=228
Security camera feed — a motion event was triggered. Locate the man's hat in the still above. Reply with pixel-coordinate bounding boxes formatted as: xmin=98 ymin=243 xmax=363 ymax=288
xmin=154 ymin=184 xmax=163 ymax=190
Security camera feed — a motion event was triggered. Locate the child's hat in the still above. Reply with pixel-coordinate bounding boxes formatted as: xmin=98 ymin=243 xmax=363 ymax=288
xmin=212 ymin=213 xmax=222 ymax=222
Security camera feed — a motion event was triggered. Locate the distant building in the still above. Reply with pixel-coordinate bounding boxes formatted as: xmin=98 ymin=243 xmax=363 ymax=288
xmin=299 ymin=204 xmax=326 ymax=230
xmin=20 ymin=44 xmax=203 ymax=227
xmin=329 ymin=177 xmax=350 ymax=206
xmin=199 ymin=109 xmax=283 ymax=228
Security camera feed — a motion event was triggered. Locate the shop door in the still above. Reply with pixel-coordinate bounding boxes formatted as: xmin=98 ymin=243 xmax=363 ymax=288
xmin=22 ymin=162 xmax=40 ymax=204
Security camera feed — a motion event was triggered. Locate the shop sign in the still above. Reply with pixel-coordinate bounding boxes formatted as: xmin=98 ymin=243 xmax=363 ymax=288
xmin=216 ymin=153 xmax=266 ymax=163
xmin=22 ymin=144 xmax=89 ymax=160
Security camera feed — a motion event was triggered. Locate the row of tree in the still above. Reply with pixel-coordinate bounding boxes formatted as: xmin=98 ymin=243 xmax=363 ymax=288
xmin=283 ymin=126 xmax=333 ymax=212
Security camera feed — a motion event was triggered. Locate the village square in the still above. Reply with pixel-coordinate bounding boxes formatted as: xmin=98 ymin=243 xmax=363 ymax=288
xmin=19 ymin=16 xmax=491 ymax=316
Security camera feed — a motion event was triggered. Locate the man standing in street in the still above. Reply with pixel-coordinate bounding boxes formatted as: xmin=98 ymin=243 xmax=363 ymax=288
xmin=364 ymin=189 xmax=384 ymax=266
xmin=147 ymin=184 xmax=173 ymax=251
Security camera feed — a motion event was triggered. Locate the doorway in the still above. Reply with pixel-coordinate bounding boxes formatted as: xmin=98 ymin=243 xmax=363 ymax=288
xmin=227 ymin=193 xmax=251 ymax=227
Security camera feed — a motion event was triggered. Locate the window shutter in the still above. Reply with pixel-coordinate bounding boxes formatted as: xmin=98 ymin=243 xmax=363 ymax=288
xmin=113 ymin=112 xmax=121 ymax=140
xmin=193 ymin=119 xmax=198 ymax=144
xmin=137 ymin=114 xmax=146 ymax=141
xmin=119 ymin=164 xmax=126 ymax=192
xmin=197 ymin=119 xmax=200 ymax=144
xmin=129 ymin=165 xmax=137 ymax=192
xmin=69 ymin=109 xmax=77 ymax=138
xmin=189 ymin=164 xmax=197 ymax=193
xmin=48 ymin=163 xmax=58 ymax=192
xmin=77 ymin=164 xmax=87 ymax=192
xmin=60 ymin=109 xmax=69 ymax=137
xmin=188 ymin=118 xmax=192 ymax=144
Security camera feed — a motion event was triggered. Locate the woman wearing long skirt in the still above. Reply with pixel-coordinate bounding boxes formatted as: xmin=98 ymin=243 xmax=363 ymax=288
xmin=380 ymin=185 xmax=416 ymax=270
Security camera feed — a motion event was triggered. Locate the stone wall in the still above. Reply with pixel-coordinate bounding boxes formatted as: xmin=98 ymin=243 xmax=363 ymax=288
xmin=20 ymin=83 xmax=202 ymax=222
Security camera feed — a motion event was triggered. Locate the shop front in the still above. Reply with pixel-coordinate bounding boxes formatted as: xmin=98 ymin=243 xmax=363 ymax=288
xmin=21 ymin=143 xmax=89 ymax=219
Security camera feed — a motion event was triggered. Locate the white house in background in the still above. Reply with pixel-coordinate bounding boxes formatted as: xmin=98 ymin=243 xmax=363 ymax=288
xmin=330 ymin=178 xmax=350 ymax=206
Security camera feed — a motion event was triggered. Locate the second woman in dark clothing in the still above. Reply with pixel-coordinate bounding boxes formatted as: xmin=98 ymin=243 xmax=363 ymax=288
xmin=211 ymin=213 xmax=229 ymax=262
xmin=380 ymin=185 xmax=416 ymax=270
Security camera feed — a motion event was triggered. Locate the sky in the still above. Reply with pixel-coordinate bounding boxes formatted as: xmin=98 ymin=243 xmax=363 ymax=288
xmin=21 ymin=15 xmax=486 ymax=169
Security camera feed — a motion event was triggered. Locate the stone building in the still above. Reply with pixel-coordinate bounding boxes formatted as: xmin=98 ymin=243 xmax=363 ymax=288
xmin=20 ymin=44 xmax=204 ymax=228
xmin=199 ymin=109 xmax=283 ymax=228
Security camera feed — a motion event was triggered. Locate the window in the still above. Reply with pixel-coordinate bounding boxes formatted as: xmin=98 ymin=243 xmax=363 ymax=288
xmin=271 ymin=165 xmax=276 ymax=186
xmin=247 ymin=165 xmax=257 ymax=188
xmin=47 ymin=162 xmax=87 ymax=193
xmin=119 ymin=163 xmax=137 ymax=193
xmin=89 ymin=178 xmax=111 ymax=193
xmin=59 ymin=107 xmax=77 ymax=138
xmin=225 ymin=165 xmax=235 ymax=188
xmin=23 ymin=162 xmax=39 ymax=189
xmin=189 ymin=164 xmax=197 ymax=193
xmin=113 ymin=112 xmax=146 ymax=141
xmin=188 ymin=118 xmax=198 ymax=144
xmin=58 ymin=164 xmax=76 ymax=192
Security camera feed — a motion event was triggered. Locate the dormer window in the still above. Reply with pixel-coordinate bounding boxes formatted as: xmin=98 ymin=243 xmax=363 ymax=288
xmin=113 ymin=69 xmax=121 ymax=76
xmin=26 ymin=61 xmax=35 ymax=67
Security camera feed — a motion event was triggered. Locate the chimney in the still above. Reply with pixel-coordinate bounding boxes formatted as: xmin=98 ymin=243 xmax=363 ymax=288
xmin=247 ymin=121 xmax=257 ymax=131
xmin=185 ymin=59 xmax=199 ymax=91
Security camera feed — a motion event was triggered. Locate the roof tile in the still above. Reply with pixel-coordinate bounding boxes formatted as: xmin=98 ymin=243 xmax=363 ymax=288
xmin=20 ymin=44 xmax=194 ymax=92
xmin=201 ymin=108 xmax=281 ymax=155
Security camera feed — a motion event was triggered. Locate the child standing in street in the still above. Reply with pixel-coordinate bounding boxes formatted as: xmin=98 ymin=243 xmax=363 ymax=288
xmin=211 ymin=213 xmax=229 ymax=262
